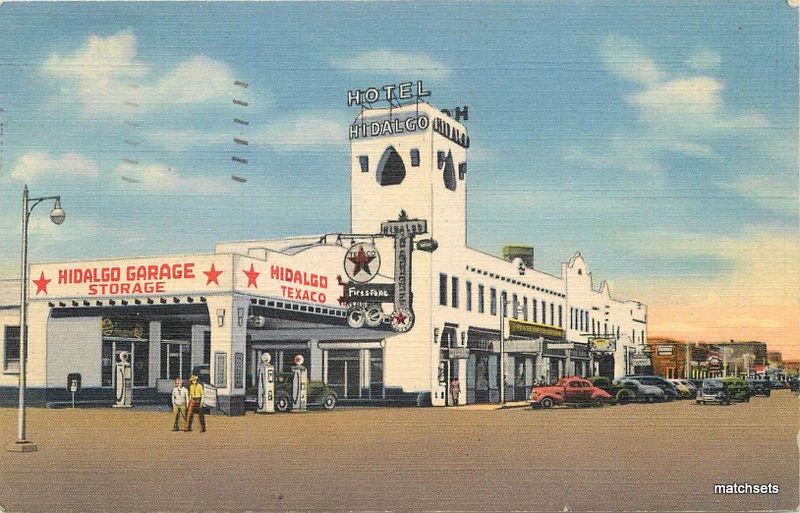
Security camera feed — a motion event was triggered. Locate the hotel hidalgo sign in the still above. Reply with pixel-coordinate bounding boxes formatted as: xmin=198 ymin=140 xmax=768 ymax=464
xmin=347 ymin=80 xmax=470 ymax=149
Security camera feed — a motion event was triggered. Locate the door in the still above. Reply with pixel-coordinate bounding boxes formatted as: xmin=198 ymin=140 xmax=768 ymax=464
xmin=565 ymin=381 xmax=583 ymax=402
xmin=326 ymin=350 xmax=360 ymax=399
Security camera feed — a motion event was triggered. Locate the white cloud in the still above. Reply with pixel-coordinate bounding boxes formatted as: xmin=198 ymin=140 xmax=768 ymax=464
xmin=114 ymin=161 xmax=230 ymax=194
xmin=251 ymin=110 xmax=347 ymax=151
xmin=11 ymin=151 xmax=99 ymax=182
xmin=331 ymin=50 xmax=452 ymax=80
xmin=143 ymin=129 xmax=229 ymax=151
xmin=719 ymin=173 xmax=799 ymax=215
xmin=631 ymin=76 xmax=723 ymax=119
xmin=685 ymin=49 xmax=722 ymax=71
xmin=43 ymin=31 xmax=241 ymax=115
xmin=599 ymin=34 xmax=665 ymax=86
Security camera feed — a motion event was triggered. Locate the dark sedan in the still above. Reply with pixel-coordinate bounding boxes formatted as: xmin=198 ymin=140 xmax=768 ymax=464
xmin=746 ymin=379 xmax=771 ymax=397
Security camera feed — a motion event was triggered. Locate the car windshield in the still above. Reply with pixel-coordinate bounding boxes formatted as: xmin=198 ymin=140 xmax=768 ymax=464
xmin=703 ymin=380 xmax=724 ymax=390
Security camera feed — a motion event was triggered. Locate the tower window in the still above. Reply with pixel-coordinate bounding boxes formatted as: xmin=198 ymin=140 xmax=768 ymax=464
xmin=410 ymin=149 xmax=420 ymax=167
xmin=458 ymin=162 xmax=467 ymax=180
xmin=376 ymin=146 xmax=406 ymax=186
xmin=442 ymin=150 xmax=456 ymax=191
xmin=358 ymin=155 xmax=369 ymax=173
xmin=437 ymin=151 xmax=445 ymax=169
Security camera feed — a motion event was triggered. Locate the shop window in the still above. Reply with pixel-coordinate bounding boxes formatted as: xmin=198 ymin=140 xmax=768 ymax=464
xmin=458 ymin=161 xmax=467 ymax=180
xmin=3 ymin=325 xmax=21 ymax=372
xmin=410 ymin=149 xmax=420 ymax=167
xmin=451 ymin=276 xmax=459 ymax=309
xmin=478 ymin=284 xmax=485 ymax=313
xmin=358 ymin=155 xmax=369 ymax=173
xmin=466 ymin=281 xmax=472 ymax=311
xmin=439 ymin=273 xmax=448 ymax=306
xmin=376 ymin=146 xmax=406 ymax=186
xmin=442 ymin=150 xmax=456 ymax=191
xmin=490 ymin=288 xmax=497 ymax=316
xmin=437 ymin=150 xmax=446 ymax=169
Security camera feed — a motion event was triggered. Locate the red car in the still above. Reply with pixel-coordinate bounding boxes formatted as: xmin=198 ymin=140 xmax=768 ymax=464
xmin=530 ymin=376 xmax=612 ymax=408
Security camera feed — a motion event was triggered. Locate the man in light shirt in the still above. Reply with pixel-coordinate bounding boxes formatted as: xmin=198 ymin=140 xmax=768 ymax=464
xmin=171 ymin=378 xmax=188 ymax=432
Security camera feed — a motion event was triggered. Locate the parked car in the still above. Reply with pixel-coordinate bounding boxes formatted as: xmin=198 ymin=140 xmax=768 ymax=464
xmin=688 ymin=378 xmax=704 ymax=391
xmin=530 ymin=376 xmax=612 ymax=409
xmin=787 ymin=377 xmax=799 ymax=392
xmin=697 ymin=377 xmax=750 ymax=405
xmin=247 ymin=372 xmax=338 ymax=412
xmin=676 ymin=379 xmax=698 ymax=396
xmin=746 ymin=378 xmax=772 ymax=397
xmin=625 ymin=375 xmax=680 ymax=401
xmin=616 ymin=378 xmax=666 ymax=403
xmin=668 ymin=379 xmax=694 ymax=399
xmin=587 ymin=376 xmax=637 ymax=405
xmin=769 ymin=380 xmax=788 ymax=390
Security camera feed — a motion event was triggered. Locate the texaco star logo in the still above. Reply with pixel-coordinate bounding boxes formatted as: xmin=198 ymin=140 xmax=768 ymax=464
xmin=344 ymin=243 xmax=380 ymax=283
xmin=390 ymin=308 xmax=414 ymax=333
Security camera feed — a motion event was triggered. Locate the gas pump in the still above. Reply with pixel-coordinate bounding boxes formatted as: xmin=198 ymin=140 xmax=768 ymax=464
xmin=291 ymin=354 xmax=307 ymax=412
xmin=257 ymin=352 xmax=275 ymax=414
xmin=113 ymin=351 xmax=133 ymax=408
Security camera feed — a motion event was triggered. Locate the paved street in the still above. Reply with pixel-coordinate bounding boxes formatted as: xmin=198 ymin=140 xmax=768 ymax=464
xmin=0 ymin=391 xmax=797 ymax=512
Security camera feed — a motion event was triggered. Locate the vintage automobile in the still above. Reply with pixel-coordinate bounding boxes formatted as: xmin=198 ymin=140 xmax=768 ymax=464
xmin=625 ymin=375 xmax=680 ymax=401
xmin=530 ymin=376 xmax=612 ymax=409
xmin=616 ymin=377 xmax=667 ymax=403
xmin=746 ymin=378 xmax=772 ymax=397
xmin=696 ymin=377 xmax=750 ymax=405
xmin=788 ymin=377 xmax=800 ymax=392
xmin=587 ymin=376 xmax=637 ymax=405
xmin=273 ymin=372 xmax=338 ymax=412
xmin=668 ymin=379 xmax=694 ymax=399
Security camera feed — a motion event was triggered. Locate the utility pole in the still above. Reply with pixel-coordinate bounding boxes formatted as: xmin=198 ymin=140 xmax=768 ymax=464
xmin=499 ymin=295 xmax=506 ymax=404
xmin=685 ymin=342 xmax=691 ymax=380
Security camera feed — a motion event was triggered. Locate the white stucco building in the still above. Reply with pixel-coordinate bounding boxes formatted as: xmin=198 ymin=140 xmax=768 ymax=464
xmin=0 ymin=96 xmax=647 ymax=414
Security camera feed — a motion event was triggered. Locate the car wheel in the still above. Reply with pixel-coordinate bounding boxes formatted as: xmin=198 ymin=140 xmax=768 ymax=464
xmin=593 ymin=397 xmax=605 ymax=407
xmin=540 ymin=397 xmax=554 ymax=409
xmin=276 ymin=394 xmax=291 ymax=413
xmin=322 ymin=393 xmax=336 ymax=411
xmin=696 ymin=400 xmax=702 ymax=405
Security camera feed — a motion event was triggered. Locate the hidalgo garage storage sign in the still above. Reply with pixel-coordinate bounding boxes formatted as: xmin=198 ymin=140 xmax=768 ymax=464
xmin=28 ymin=244 xmax=386 ymax=310
xmin=29 ymin=255 xmax=233 ymax=298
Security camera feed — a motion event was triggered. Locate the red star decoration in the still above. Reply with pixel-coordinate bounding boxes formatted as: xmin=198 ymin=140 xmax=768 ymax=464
xmin=348 ymin=246 xmax=376 ymax=277
xmin=243 ymin=263 xmax=260 ymax=288
xmin=32 ymin=271 xmax=51 ymax=295
xmin=203 ymin=263 xmax=224 ymax=285
xmin=393 ymin=311 xmax=407 ymax=324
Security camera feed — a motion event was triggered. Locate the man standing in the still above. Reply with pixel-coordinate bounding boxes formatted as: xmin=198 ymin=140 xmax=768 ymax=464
xmin=186 ymin=375 xmax=206 ymax=432
xmin=171 ymin=378 xmax=188 ymax=432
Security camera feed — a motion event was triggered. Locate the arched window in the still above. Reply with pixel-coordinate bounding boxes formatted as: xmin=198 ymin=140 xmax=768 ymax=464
xmin=376 ymin=146 xmax=406 ymax=186
xmin=442 ymin=150 xmax=456 ymax=191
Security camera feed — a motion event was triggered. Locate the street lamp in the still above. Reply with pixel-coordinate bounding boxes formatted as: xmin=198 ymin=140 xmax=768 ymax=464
xmin=6 ymin=185 xmax=65 ymax=453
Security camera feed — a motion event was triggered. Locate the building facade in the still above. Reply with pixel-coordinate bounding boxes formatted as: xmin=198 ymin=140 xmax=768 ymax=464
xmin=0 ymin=96 xmax=647 ymax=414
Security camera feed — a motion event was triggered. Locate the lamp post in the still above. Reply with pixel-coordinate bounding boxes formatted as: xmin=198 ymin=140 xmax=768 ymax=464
xmin=499 ymin=295 xmax=506 ymax=404
xmin=7 ymin=185 xmax=64 ymax=453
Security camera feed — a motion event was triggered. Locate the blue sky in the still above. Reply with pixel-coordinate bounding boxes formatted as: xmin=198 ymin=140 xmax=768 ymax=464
xmin=0 ymin=1 xmax=797 ymax=353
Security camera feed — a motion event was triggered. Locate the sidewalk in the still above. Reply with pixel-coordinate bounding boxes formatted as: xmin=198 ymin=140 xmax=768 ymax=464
xmin=452 ymin=400 xmax=529 ymax=410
